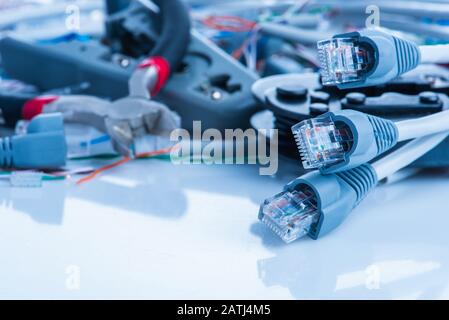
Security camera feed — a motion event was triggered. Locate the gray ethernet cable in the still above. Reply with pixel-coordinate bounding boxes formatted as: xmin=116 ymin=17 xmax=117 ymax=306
xmin=292 ymin=109 xmax=449 ymax=173
xmin=317 ymin=29 xmax=449 ymax=89
xmin=259 ymin=132 xmax=448 ymax=243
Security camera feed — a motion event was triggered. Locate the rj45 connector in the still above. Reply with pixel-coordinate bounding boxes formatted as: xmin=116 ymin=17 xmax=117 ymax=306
xmin=317 ymin=29 xmax=421 ymax=89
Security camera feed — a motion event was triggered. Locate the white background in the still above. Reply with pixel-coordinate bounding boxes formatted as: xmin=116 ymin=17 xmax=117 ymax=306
xmin=1 ymin=158 xmax=449 ymax=299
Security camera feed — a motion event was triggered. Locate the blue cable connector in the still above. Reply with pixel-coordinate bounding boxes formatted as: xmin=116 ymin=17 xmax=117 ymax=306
xmin=259 ymin=164 xmax=378 ymax=243
xmin=317 ymin=29 xmax=421 ymax=89
xmin=259 ymin=133 xmax=448 ymax=243
xmin=292 ymin=109 xmax=398 ymax=174
xmin=0 ymin=113 xmax=67 ymax=169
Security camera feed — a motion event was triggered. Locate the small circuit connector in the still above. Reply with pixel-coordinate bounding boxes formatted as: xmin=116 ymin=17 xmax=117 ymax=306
xmin=258 ymin=188 xmax=319 ymax=243
xmin=10 ymin=171 xmax=43 ymax=188
xmin=259 ymin=164 xmax=378 ymax=243
xmin=292 ymin=116 xmax=353 ymax=170
xmin=292 ymin=110 xmax=398 ymax=174
xmin=317 ymin=29 xmax=421 ymax=89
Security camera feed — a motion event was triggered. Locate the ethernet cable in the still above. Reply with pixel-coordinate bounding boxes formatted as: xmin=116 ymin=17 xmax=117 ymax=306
xmin=259 ymin=131 xmax=448 ymax=243
xmin=0 ymin=113 xmax=67 ymax=169
xmin=292 ymin=108 xmax=449 ymax=173
xmin=419 ymin=44 xmax=449 ymax=65
xmin=317 ymin=29 xmax=449 ymax=89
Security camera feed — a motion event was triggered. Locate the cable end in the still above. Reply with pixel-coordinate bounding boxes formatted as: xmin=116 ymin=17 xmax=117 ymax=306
xmin=258 ymin=164 xmax=378 ymax=243
xmin=258 ymin=188 xmax=320 ymax=243
xmin=317 ymin=37 xmax=372 ymax=86
xmin=292 ymin=115 xmax=352 ymax=170
xmin=318 ymin=29 xmax=420 ymax=89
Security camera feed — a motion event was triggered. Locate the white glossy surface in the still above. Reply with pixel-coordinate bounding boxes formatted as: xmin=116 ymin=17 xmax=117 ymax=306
xmin=1 ymin=158 xmax=449 ymax=299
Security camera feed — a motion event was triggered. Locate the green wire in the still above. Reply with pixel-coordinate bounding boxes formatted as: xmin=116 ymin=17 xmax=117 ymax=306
xmin=43 ymin=176 xmax=66 ymax=181
xmin=0 ymin=171 xmax=66 ymax=181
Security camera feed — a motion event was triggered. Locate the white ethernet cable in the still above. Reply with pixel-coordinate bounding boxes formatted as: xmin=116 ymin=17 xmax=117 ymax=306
xmin=292 ymin=109 xmax=449 ymax=173
xmin=372 ymin=131 xmax=448 ymax=181
xmin=420 ymin=44 xmax=449 ymax=65
xmin=317 ymin=29 xmax=449 ymax=89
xmin=258 ymin=131 xmax=448 ymax=243
xmin=395 ymin=109 xmax=449 ymax=141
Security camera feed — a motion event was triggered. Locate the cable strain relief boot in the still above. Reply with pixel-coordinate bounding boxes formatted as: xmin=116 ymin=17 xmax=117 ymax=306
xmin=288 ymin=163 xmax=378 ymax=239
xmin=335 ymin=164 xmax=378 ymax=204
xmin=0 ymin=114 xmax=67 ymax=169
xmin=0 ymin=137 xmax=13 ymax=168
xmin=361 ymin=28 xmax=421 ymax=85
xmin=392 ymin=35 xmax=421 ymax=75
xmin=12 ymin=132 xmax=67 ymax=169
xmin=366 ymin=114 xmax=399 ymax=154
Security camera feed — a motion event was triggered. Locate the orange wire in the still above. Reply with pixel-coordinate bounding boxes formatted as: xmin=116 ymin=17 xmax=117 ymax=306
xmin=201 ymin=15 xmax=259 ymax=60
xmin=76 ymin=145 xmax=177 ymax=185
xmin=202 ymin=15 xmax=256 ymax=33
